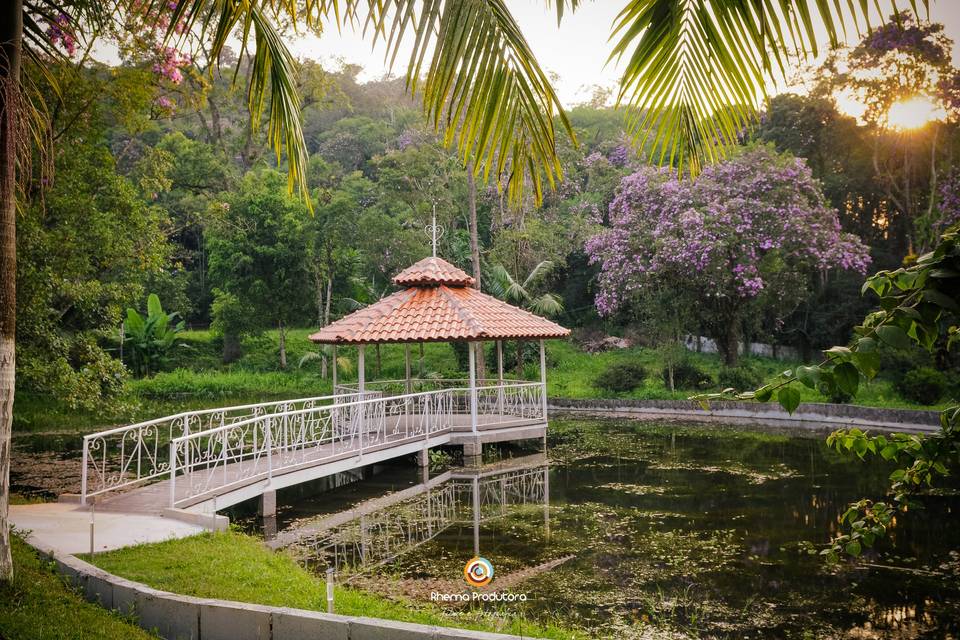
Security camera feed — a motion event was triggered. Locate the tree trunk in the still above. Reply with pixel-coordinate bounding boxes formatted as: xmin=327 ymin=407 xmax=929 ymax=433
xmin=374 ymin=343 xmax=381 ymax=377
xmin=222 ymin=333 xmax=242 ymax=363
xmin=278 ymin=320 xmax=287 ymax=369
xmin=721 ymin=322 xmax=739 ymax=367
xmin=466 ymin=161 xmax=485 ymax=382
xmin=0 ymin=0 xmax=22 ymax=583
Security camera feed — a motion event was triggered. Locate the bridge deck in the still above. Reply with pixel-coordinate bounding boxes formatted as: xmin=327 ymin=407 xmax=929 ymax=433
xmin=94 ymin=413 xmax=545 ymax=516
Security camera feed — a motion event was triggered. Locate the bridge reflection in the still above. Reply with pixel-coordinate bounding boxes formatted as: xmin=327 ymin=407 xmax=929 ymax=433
xmin=272 ymin=454 xmax=550 ymax=575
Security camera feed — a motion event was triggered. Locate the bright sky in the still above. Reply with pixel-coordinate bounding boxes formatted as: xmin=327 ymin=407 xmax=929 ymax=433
xmin=287 ymin=0 xmax=960 ymax=114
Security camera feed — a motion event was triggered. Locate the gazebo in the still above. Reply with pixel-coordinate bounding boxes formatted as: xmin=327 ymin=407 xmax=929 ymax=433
xmin=309 ymin=256 xmax=569 ymax=464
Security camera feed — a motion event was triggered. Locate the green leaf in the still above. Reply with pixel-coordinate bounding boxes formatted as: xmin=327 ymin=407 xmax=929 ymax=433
xmin=851 ymin=350 xmax=881 ymax=380
xmin=834 ymin=362 xmax=860 ymax=396
xmin=879 ymin=444 xmax=899 ymax=460
xmin=146 ymin=293 xmax=163 ymax=319
xmin=876 ymin=325 xmax=913 ymax=350
xmin=755 ymin=386 xmax=774 ymax=402
xmin=845 ymin=540 xmax=862 ymax=557
xmin=777 ymin=386 xmax=801 ymax=414
xmin=795 ymin=365 xmax=821 ymax=389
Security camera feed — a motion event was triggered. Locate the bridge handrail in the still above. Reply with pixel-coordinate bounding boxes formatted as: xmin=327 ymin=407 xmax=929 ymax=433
xmin=168 ymin=381 xmax=543 ymax=445
xmin=165 ymin=381 xmax=545 ymax=508
xmin=80 ymin=391 xmax=372 ymax=503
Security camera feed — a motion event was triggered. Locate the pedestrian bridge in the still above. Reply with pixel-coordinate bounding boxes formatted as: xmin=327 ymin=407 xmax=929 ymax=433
xmin=81 ymin=379 xmax=548 ymax=517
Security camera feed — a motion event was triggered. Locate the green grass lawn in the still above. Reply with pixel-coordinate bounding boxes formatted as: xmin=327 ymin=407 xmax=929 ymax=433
xmin=12 ymin=329 xmax=945 ymax=434
xmin=88 ymin=530 xmax=584 ymax=640
xmin=0 ymin=536 xmax=157 ymax=640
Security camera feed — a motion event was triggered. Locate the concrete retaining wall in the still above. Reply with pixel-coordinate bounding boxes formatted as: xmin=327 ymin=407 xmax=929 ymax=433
xmin=548 ymin=398 xmax=942 ymax=433
xmin=44 ymin=550 xmax=537 ymax=640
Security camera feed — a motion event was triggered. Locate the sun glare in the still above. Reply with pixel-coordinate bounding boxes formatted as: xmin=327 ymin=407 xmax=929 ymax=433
xmin=886 ymin=96 xmax=947 ymax=130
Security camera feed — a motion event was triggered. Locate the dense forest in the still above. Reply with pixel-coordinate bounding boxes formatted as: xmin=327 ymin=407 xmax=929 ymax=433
xmin=15 ymin=12 xmax=960 ymax=412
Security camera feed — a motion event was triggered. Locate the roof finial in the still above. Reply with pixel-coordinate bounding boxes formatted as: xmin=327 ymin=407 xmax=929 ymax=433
xmin=425 ymin=202 xmax=444 ymax=257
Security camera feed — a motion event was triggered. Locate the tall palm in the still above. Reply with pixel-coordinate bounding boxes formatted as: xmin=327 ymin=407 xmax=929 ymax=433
xmin=0 ymin=0 xmax=924 ymax=581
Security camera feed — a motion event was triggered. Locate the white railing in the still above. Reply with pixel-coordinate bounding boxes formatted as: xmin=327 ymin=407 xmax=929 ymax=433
xmin=80 ymin=394 xmax=364 ymax=503
xmin=476 ymin=382 xmax=545 ymax=425
xmin=167 ymin=387 xmax=462 ymax=507
xmin=80 ymin=380 xmax=548 ymax=507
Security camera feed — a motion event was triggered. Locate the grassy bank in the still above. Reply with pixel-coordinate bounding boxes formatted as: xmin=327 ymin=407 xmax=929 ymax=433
xmin=13 ymin=329 xmax=945 ymax=433
xmin=88 ymin=530 xmax=584 ymax=640
xmin=0 ymin=536 xmax=156 ymax=639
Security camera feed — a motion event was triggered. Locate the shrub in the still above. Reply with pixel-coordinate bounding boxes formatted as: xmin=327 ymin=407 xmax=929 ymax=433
xmin=662 ymin=361 xmax=713 ymax=390
xmin=896 ymin=367 xmax=947 ymax=405
xmin=717 ymin=362 xmax=764 ymax=390
xmin=594 ymin=362 xmax=646 ymax=393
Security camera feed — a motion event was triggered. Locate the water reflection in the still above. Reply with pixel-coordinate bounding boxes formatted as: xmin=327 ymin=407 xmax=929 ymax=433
xmin=277 ymin=454 xmax=549 ymax=575
xmin=266 ymin=421 xmax=960 ymax=639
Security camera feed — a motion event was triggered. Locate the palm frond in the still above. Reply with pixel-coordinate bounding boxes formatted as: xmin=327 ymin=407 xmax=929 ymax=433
xmin=486 ymin=264 xmax=528 ymax=304
xmin=529 ymin=293 xmax=564 ymax=317
xmin=522 ymin=260 xmax=555 ymax=289
xmin=366 ymin=0 xmax=575 ymax=206
xmin=163 ymin=0 xmax=310 ymax=210
xmin=611 ymin=0 xmax=927 ymax=175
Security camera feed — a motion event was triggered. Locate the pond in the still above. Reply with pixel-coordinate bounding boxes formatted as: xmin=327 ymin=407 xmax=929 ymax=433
xmin=249 ymin=418 xmax=960 ymax=639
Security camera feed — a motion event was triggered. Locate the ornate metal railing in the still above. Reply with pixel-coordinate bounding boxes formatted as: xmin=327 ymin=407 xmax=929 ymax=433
xmin=80 ymin=394 xmax=364 ymax=503
xmin=81 ymin=380 xmax=547 ymax=507
xmin=167 ymin=387 xmax=462 ymax=507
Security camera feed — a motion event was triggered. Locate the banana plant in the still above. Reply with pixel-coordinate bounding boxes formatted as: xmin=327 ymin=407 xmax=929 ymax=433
xmin=123 ymin=293 xmax=185 ymax=378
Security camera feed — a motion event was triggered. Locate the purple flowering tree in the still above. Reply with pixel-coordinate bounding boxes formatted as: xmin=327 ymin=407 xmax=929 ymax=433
xmin=586 ymin=146 xmax=871 ymax=365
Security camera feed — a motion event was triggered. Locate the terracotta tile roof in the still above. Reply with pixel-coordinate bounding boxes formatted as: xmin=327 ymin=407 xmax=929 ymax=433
xmin=309 ymin=258 xmax=569 ymax=344
xmin=393 ymin=257 xmax=475 ymax=287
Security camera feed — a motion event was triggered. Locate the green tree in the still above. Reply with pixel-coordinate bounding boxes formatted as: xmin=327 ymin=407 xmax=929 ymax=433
xmin=16 ymin=143 xmax=171 ymax=407
xmin=206 ymin=171 xmax=312 ymax=369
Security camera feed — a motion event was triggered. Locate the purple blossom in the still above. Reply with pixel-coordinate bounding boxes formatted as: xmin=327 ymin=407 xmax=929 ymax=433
xmin=47 ymin=13 xmax=76 ymax=57
xmin=857 ymin=12 xmax=950 ymax=65
xmin=585 ymin=147 xmax=871 ymax=316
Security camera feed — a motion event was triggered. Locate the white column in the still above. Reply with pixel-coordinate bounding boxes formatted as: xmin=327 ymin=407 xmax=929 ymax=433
xmin=331 ymin=345 xmax=338 ymax=391
xmin=404 ymin=344 xmax=412 ymax=394
xmin=539 ymin=339 xmax=548 ymax=421
xmin=496 ymin=340 xmax=504 ymax=418
xmin=357 ymin=345 xmax=366 ymax=394
xmin=468 ymin=341 xmax=478 ymax=433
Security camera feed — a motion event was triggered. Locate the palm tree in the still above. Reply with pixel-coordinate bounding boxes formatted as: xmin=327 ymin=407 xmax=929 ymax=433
xmin=0 ymin=0 xmax=922 ymax=581
xmin=487 ymin=261 xmax=564 ymax=375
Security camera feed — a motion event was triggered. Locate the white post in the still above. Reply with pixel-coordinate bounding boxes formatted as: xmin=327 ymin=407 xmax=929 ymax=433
xmin=326 ymin=567 xmax=335 ymax=613
xmin=89 ymin=499 xmax=95 ymax=556
xmin=357 ymin=345 xmax=365 ymax=394
xmin=496 ymin=340 xmax=504 ymax=419
xmin=357 ymin=345 xmax=366 ymax=455
xmin=168 ymin=441 xmax=177 ymax=508
xmin=539 ymin=340 xmax=548 ymax=421
xmin=81 ymin=437 xmax=89 ymax=505
xmin=404 ymin=344 xmax=412 ymax=394
xmin=331 ymin=345 xmax=337 ymax=392
xmin=468 ymin=341 xmax=478 ymax=433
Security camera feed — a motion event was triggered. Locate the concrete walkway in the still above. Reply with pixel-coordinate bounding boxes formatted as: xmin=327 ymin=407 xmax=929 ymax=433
xmin=10 ymin=502 xmax=206 ymax=555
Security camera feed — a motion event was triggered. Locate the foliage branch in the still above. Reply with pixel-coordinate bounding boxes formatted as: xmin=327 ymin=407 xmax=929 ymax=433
xmin=695 ymin=223 xmax=960 ymax=560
